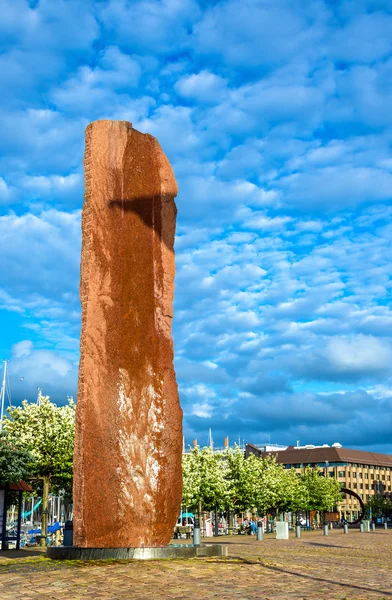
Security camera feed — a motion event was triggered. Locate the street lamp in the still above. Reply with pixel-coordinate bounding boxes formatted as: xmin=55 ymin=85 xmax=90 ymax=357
xmin=324 ymin=461 xmax=330 ymax=535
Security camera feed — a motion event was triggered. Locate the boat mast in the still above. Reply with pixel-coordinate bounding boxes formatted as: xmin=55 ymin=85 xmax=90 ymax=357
xmin=0 ymin=359 xmax=8 ymax=431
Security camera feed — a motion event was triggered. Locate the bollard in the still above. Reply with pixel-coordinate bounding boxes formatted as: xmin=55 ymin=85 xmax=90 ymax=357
xmin=256 ymin=521 xmax=263 ymax=541
xmin=213 ymin=511 xmax=219 ymax=537
xmin=344 ymin=523 xmax=348 ymax=534
xmin=55 ymin=529 xmax=61 ymax=546
xmin=323 ymin=522 xmax=329 ymax=536
xmin=360 ymin=522 xmax=364 ymax=533
xmin=371 ymin=522 xmax=376 ymax=532
xmin=193 ymin=518 xmax=201 ymax=547
xmin=296 ymin=524 xmax=301 ymax=538
xmin=384 ymin=522 xmax=388 ymax=530
xmin=63 ymin=520 xmax=73 ymax=547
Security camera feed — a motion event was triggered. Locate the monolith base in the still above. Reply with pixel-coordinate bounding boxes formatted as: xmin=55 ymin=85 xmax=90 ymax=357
xmin=47 ymin=544 xmax=228 ymax=561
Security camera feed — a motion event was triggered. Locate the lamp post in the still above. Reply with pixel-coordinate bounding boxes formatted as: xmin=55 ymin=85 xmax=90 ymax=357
xmin=324 ymin=461 xmax=330 ymax=534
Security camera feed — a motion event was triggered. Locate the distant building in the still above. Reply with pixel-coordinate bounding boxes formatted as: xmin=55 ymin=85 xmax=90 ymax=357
xmin=246 ymin=442 xmax=392 ymax=521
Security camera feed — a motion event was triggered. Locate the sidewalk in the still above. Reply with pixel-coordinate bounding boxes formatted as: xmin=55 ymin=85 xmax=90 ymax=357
xmin=0 ymin=529 xmax=391 ymax=599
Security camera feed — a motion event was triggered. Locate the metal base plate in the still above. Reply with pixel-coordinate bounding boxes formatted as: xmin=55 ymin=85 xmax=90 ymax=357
xmin=46 ymin=544 xmax=228 ymax=561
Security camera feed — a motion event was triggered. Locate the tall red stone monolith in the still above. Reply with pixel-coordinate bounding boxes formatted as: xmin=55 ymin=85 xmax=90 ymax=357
xmin=73 ymin=120 xmax=183 ymax=548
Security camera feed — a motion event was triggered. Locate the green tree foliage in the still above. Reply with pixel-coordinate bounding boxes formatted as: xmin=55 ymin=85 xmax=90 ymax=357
xmin=0 ymin=433 xmax=32 ymax=485
xmin=3 ymin=396 xmax=75 ymax=545
xmin=365 ymin=493 xmax=392 ymax=518
xmin=300 ymin=467 xmax=343 ymax=513
xmin=182 ymin=447 xmax=344 ymax=518
xmin=243 ymin=454 xmax=289 ymax=516
xmin=225 ymin=446 xmax=253 ymax=511
xmin=182 ymin=446 xmax=230 ymax=511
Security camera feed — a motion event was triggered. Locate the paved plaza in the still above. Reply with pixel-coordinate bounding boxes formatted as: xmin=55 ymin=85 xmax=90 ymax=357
xmin=1 ymin=529 xmax=391 ymax=599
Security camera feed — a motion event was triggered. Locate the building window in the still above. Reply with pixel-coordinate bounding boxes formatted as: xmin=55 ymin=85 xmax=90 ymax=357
xmin=338 ymin=471 xmax=345 ymax=477
xmin=358 ymin=473 xmax=362 ymax=479
xmin=352 ymin=473 xmax=357 ymax=478
xmin=365 ymin=473 xmax=369 ymax=479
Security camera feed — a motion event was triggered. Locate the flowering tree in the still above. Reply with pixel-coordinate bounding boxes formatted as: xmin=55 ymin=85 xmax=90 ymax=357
xmin=225 ymin=445 xmax=252 ymax=511
xmin=183 ymin=447 xmax=344 ymax=523
xmin=182 ymin=446 xmax=230 ymax=512
xmin=301 ymin=467 xmax=343 ymax=514
xmin=0 ymin=433 xmax=32 ymax=485
xmin=3 ymin=396 xmax=75 ymax=545
xmin=226 ymin=450 xmax=304 ymax=517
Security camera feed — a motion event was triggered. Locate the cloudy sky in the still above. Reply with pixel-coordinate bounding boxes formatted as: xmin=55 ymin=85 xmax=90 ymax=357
xmin=1 ymin=0 xmax=392 ymax=452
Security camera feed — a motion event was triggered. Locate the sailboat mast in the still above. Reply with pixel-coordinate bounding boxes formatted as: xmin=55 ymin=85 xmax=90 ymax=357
xmin=0 ymin=359 xmax=8 ymax=431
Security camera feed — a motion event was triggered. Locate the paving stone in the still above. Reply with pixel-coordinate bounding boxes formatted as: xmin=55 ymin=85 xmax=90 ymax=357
xmin=1 ymin=530 xmax=392 ymax=599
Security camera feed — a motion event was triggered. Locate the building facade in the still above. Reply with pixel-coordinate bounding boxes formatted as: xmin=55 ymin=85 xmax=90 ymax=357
xmin=246 ymin=443 xmax=392 ymax=521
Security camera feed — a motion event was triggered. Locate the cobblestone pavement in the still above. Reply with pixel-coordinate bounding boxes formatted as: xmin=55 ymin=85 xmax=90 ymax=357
xmin=1 ymin=529 xmax=391 ymax=599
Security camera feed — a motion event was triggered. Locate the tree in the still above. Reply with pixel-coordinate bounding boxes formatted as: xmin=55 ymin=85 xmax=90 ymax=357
xmin=182 ymin=446 xmax=230 ymax=512
xmin=281 ymin=467 xmax=310 ymax=516
xmin=0 ymin=433 xmax=32 ymax=485
xmin=223 ymin=445 xmax=251 ymax=511
xmin=366 ymin=494 xmax=392 ymax=519
xmin=301 ymin=467 xmax=343 ymax=515
xmin=244 ymin=454 xmax=284 ymax=516
xmin=3 ymin=396 xmax=75 ymax=546
xmin=183 ymin=447 xmax=344 ymax=529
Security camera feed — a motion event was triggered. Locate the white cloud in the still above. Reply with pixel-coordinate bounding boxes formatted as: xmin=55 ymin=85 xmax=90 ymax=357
xmin=193 ymin=0 xmax=324 ymax=69
xmin=1 ymin=0 xmax=392 ymax=449
xmin=175 ymin=70 xmax=228 ymax=104
xmin=0 ymin=177 xmax=13 ymax=204
xmin=192 ymin=403 xmax=213 ymax=418
xmin=8 ymin=340 xmax=77 ymax=403
xmin=323 ymin=335 xmax=392 ymax=375
xmin=329 ymin=12 xmax=392 ymax=63
xmin=12 ymin=340 xmax=33 ymax=358
xmin=100 ymin=0 xmax=199 ymax=55
xmin=22 ymin=173 xmax=82 ymax=200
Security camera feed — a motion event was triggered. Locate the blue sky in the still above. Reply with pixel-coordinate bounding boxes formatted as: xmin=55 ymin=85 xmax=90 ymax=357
xmin=1 ymin=0 xmax=392 ymax=452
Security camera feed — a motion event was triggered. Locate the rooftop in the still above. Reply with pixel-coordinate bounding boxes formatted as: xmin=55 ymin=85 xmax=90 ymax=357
xmin=246 ymin=443 xmax=392 ymax=467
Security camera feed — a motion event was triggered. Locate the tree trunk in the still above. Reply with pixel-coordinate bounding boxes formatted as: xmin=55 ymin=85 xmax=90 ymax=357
xmin=40 ymin=476 xmax=50 ymax=547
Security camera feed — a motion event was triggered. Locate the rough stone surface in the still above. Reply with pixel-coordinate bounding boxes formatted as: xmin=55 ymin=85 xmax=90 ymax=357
xmin=46 ymin=544 xmax=228 ymax=561
xmin=73 ymin=120 xmax=183 ymax=548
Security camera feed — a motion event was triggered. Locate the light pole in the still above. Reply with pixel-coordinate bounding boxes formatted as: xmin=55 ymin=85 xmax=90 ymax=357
xmin=324 ymin=461 xmax=330 ymax=533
